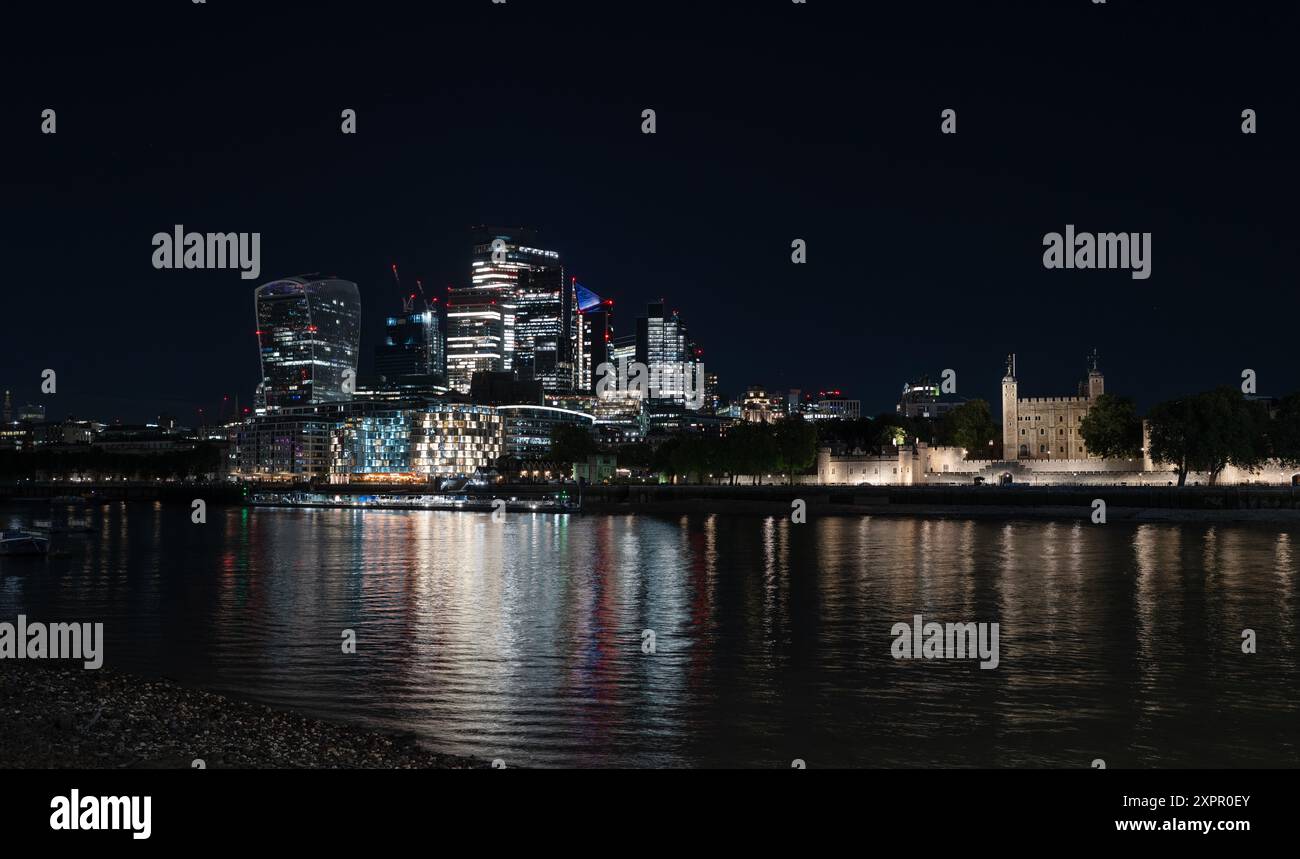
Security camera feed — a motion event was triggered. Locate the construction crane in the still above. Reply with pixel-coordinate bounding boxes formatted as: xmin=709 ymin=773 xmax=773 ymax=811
xmin=391 ymin=263 xmax=417 ymax=313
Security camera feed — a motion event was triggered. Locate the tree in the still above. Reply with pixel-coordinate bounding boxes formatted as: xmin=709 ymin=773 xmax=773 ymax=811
xmin=871 ymin=412 xmax=908 ymax=449
xmin=1147 ymin=387 xmax=1269 ymax=485
xmin=724 ymin=421 xmax=778 ymax=484
xmin=816 ymin=417 xmax=874 ymax=452
xmin=773 ymin=416 xmax=818 ymax=485
xmin=650 ymin=437 xmax=681 ymax=483
xmin=1078 ymin=393 xmax=1143 ymax=459
xmin=550 ymin=423 xmax=598 ymax=466
xmin=1146 ymin=396 xmax=1192 ymax=485
xmin=940 ymin=399 xmax=999 ymax=460
xmin=667 ymin=435 xmax=722 ymax=483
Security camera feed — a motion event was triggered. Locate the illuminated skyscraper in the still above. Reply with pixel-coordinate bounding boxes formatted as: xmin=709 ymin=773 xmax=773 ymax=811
xmin=445 ymin=288 xmax=504 ymax=394
xmin=635 ymin=302 xmax=702 ymax=408
xmin=466 ymin=226 xmax=562 ymax=367
xmin=254 ymin=276 xmax=361 ymax=411
xmin=515 ymin=267 xmax=574 ymax=392
xmin=375 ymin=305 xmax=444 ymax=384
xmin=575 ymin=283 xmax=613 ymax=395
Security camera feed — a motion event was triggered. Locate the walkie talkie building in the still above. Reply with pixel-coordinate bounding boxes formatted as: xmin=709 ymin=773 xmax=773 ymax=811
xmin=254 ymin=275 xmax=362 ymax=411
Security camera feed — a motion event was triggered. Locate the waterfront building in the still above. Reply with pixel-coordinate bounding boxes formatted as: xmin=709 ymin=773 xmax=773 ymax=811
xmin=254 ymin=276 xmax=362 ymax=411
xmin=409 ymin=404 xmax=502 ymax=477
xmin=572 ymin=453 xmax=618 ymax=483
xmin=496 ymin=404 xmax=595 ymax=461
xmin=1001 ymin=352 xmax=1104 ymax=460
xmin=329 ymin=403 xmax=503 ymax=480
xmin=235 ymin=410 xmax=338 ymax=479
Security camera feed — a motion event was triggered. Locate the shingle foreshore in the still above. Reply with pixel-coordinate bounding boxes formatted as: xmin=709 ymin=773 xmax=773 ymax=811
xmin=0 ymin=662 xmax=484 ymax=769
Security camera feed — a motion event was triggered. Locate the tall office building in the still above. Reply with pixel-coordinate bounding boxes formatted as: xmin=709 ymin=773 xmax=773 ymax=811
xmin=575 ymin=283 xmax=613 ymax=395
xmin=610 ymin=333 xmax=636 ymax=368
xmin=254 ymin=276 xmax=361 ymax=411
xmin=515 ymin=267 xmax=574 ymax=392
xmin=375 ymin=304 xmax=444 ymax=384
xmin=462 ymin=225 xmax=563 ymax=368
xmin=635 ymin=302 xmax=702 ymax=408
xmin=445 ymin=286 xmax=504 ymax=394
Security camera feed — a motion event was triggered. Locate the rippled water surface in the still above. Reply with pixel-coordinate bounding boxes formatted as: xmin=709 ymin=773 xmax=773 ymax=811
xmin=3 ymin=502 xmax=1298 ymax=767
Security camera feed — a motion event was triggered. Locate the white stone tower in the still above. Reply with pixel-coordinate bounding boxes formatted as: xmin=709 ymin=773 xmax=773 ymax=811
xmin=1086 ymin=349 xmax=1104 ymax=399
xmin=1001 ymin=354 xmax=1018 ymax=460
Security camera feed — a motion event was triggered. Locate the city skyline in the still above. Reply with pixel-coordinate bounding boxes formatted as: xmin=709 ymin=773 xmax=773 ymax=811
xmin=5 ymin=0 xmax=1300 ymax=804
xmin=4 ymin=2 xmax=1296 ymax=426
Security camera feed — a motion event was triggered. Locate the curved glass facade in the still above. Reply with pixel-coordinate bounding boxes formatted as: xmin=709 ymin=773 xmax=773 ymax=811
xmin=255 ymin=277 xmax=361 ymax=410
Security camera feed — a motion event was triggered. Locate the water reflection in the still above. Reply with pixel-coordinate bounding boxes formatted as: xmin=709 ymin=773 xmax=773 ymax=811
xmin=1 ymin=504 xmax=1298 ymax=768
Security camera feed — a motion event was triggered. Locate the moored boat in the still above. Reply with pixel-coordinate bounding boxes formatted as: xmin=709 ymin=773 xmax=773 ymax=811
xmin=0 ymin=531 xmax=51 ymax=556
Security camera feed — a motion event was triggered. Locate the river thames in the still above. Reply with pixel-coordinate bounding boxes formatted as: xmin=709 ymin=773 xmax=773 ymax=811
xmin=3 ymin=502 xmax=1298 ymax=768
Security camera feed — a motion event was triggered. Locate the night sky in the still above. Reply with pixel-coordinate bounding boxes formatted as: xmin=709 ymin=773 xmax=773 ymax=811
xmin=2 ymin=0 xmax=1296 ymax=424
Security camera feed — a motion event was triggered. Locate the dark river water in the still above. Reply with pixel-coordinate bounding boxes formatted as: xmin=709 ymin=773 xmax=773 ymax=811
xmin=3 ymin=502 xmax=1298 ymax=768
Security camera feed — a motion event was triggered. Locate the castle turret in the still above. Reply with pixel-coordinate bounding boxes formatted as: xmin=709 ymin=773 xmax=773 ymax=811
xmin=1001 ymin=354 xmax=1018 ymax=460
xmin=1086 ymin=349 xmax=1104 ymax=399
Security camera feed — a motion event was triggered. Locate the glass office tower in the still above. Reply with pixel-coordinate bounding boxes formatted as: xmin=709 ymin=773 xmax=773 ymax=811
xmin=254 ymin=276 xmax=361 ymax=411
xmin=515 ymin=267 xmax=574 ymax=392
xmin=375 ymin=308 xmax=444 ymax=382
xmin=462 ymin=226 xmax=564 ymax=376
xmin=575 ymin=284 xmax=613 ymax=395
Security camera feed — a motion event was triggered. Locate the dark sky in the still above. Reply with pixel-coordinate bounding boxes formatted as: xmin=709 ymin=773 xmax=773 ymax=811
xmin=1 ymin=0 xmax=1296 ymax=424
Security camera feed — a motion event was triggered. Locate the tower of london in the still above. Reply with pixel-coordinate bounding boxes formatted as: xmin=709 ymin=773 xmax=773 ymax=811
xmin=1001 ymin=352 xmax=1104 ymax=461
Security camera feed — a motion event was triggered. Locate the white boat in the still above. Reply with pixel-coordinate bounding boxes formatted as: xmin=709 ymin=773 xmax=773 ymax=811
xmin=0 ymin=531 xmax=51 ymax=556
xmin=30 ymin=519 xmax=93 ymax=535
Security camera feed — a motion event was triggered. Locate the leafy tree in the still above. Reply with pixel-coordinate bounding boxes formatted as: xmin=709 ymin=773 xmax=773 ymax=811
xmin=550 ymin=423 xmax=598 ymax=465
xmin=1146 ymin=397 xmax=1192 ymax=485
xmin=724 ymin=421 xmax=778 ymax=484
xmin=871 ymin=412 xmax=908 ymax=449
xmin=1147 ymin=387 xmax=1268 ymax=485
xmin=940 ymin=399 xmax=999 ymax=460
xmin=816 ymin=417 xmax=874 ymax=451
xmin=650 ymin=437 xmax=681 ymax=483
xmin=667 ymin=436 xmax=721 ymax=483
xmin=1078 ymin=393 xmax=1143 ymax=459
xmin=773 ymin=416 xmax=818 ymax=484
xmin=615 ymin=442 xmax=652 ymax=469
